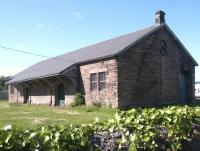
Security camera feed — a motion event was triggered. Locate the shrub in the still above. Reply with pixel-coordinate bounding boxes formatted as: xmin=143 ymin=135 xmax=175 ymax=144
xmin=92 ymin=101 xmax=102 ymax=107
xmin=0 ymin=124 xmax=94 ymax=151
xmin=1 ymin=105 xmax=200 ymax=150
xmin=71 ymin=92 xmax=85 ymax=107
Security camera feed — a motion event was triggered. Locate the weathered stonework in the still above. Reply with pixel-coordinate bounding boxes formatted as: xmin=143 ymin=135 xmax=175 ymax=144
xmin=118 ymin=27 xmax=195 ymax=108
xmin=80 ymin=58 xmax=118 ymax=108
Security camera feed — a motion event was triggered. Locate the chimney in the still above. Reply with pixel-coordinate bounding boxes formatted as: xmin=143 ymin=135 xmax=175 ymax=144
xmin=155 ymin=10 xmax=165 ymax=26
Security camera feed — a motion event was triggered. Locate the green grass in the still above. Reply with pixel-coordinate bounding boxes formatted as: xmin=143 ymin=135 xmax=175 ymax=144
xmin=0 ymin=100 xmax=116 ymax=129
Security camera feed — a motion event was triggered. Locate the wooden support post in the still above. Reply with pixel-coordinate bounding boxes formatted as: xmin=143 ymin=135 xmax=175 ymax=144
xmin=64 ymin=76 xmax=66 ymax=95
xmin=14 ymin=84 xmax=19 ymax=102
xmin=25 ymin=82 xmax=31 ymax=104
xmin=17 ymin=88 xmax=18 ymax=102
xmin=29 ymin=83 xmax=32 ymax=104
xmin=50 ymin=79 xmax=53 ymax=106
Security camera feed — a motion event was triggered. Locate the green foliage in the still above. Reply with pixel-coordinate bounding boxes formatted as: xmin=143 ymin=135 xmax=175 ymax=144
xmin=0 ymin=105 xmax=200 ymax=150
xmin=0 ymin=76 xmax=9 ymax=91
xmin=71 ymin=92 xmax=85 ymax=107
xmin=98 ymin=106 xmax=200 ymax=150
xmin=92 ymin=101 xmax=102 ymax=107
xmin=0 ymin=124 xmax=94 ymax=151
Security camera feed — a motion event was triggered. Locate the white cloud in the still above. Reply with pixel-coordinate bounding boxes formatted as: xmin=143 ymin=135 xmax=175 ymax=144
xmin=73 ymin=11 xmax=83 ymax=19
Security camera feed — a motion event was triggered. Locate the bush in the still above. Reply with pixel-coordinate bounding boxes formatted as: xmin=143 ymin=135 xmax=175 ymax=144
xmin=71 ymin=92 xmax=85 ymax=107
xmin=1 ymin=105 xmax=200 ymax=150
xmin=92 ymin=101 xmax=102 ymax=107
xmin=0 ymin=124 xmax=94 ymax=151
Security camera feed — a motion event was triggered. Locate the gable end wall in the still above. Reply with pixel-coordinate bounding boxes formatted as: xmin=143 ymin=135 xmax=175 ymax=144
xmin=118 ymin=27 xmax=195 ymax=108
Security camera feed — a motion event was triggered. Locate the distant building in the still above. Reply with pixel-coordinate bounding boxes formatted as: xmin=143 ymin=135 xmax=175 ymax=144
xmin=7 ymin=10 xmax=198 ymax=108
xmin=195 ymin=82 xmax=200 ymax=99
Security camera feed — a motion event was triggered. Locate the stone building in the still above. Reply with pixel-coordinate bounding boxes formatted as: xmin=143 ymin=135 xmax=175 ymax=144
xmin=7 ymin=10 xmax=198 ymax=108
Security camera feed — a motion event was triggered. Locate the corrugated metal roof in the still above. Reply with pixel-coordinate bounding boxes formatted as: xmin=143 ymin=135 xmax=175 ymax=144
xmin=7 ymin=23 xmax=197 ymax=84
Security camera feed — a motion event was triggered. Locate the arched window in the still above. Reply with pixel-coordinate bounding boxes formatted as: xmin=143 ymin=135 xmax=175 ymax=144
xmin=160 ymin=40 xmax=168 ymax=56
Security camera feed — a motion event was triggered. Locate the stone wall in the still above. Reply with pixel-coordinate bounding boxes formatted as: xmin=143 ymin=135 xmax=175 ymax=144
xmin=8 ymin=85 xmax=24 ymax=103
xmin=118 ymin=27 xmax=195 ymax=108
xmin=65 ymin=95 xmax=75 ymax=106
xmin=80 ymin=58 xmax=118 ymax=108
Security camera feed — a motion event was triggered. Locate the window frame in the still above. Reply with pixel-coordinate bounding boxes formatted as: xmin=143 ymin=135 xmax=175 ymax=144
xmin=90 ymin=73 xmax=97 ymax=91
xmin=98 ymin=72 xmax=106 ymax=91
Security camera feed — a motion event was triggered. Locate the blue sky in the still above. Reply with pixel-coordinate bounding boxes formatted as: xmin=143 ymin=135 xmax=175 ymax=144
xmin=0 ymin=0 xmax=200 ymax=81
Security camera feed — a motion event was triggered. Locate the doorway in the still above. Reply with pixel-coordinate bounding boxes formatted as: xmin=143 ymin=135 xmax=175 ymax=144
xmin=24 ymin=88 xmax=29 ymax=103
xmin=179 ymin=72 xmax=189 ymax=103
xmin=56 ymin=83 xmax=65 ymax=106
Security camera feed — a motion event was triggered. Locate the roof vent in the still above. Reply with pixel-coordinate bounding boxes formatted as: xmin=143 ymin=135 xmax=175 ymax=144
xmin=155 ymin=10 xmax=165 ymax=26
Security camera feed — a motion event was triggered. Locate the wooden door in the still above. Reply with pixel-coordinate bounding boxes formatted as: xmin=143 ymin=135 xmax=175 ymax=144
xmin=58 ymin=83 xmax=65 ymax=106
xmin=24 ymin=88 xmax=29 ymax=104
xmin=179 ymin=73 xmax=188 ymax=103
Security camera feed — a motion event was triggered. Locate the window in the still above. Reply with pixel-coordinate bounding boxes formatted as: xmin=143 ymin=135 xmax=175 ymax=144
xmin=10 ymin=85 xmax=14 ymax=94
xmin=99 ymin=72 xmax=106 ymax=90
xmin=90 ymin=72 xmax=106 ymax=91
xmin=90 ymin=73 xmax=97 ymax=91
xmin=160 ymin=40 xmax=168 ymax=56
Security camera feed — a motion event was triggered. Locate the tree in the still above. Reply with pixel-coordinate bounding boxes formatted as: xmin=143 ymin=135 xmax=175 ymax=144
xmin=0 ymin=76 xmax=10 ymax=91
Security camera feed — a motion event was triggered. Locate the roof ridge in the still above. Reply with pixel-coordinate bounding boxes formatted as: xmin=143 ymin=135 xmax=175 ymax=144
xmin=58 ymin=25 xmax=156 ymax=58
xmin=7 ymin=24 xmax=164 ymax=83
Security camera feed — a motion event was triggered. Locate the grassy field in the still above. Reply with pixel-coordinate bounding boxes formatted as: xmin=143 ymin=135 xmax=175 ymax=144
xmin=0 ymin=100 xmax=116 ymax=129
